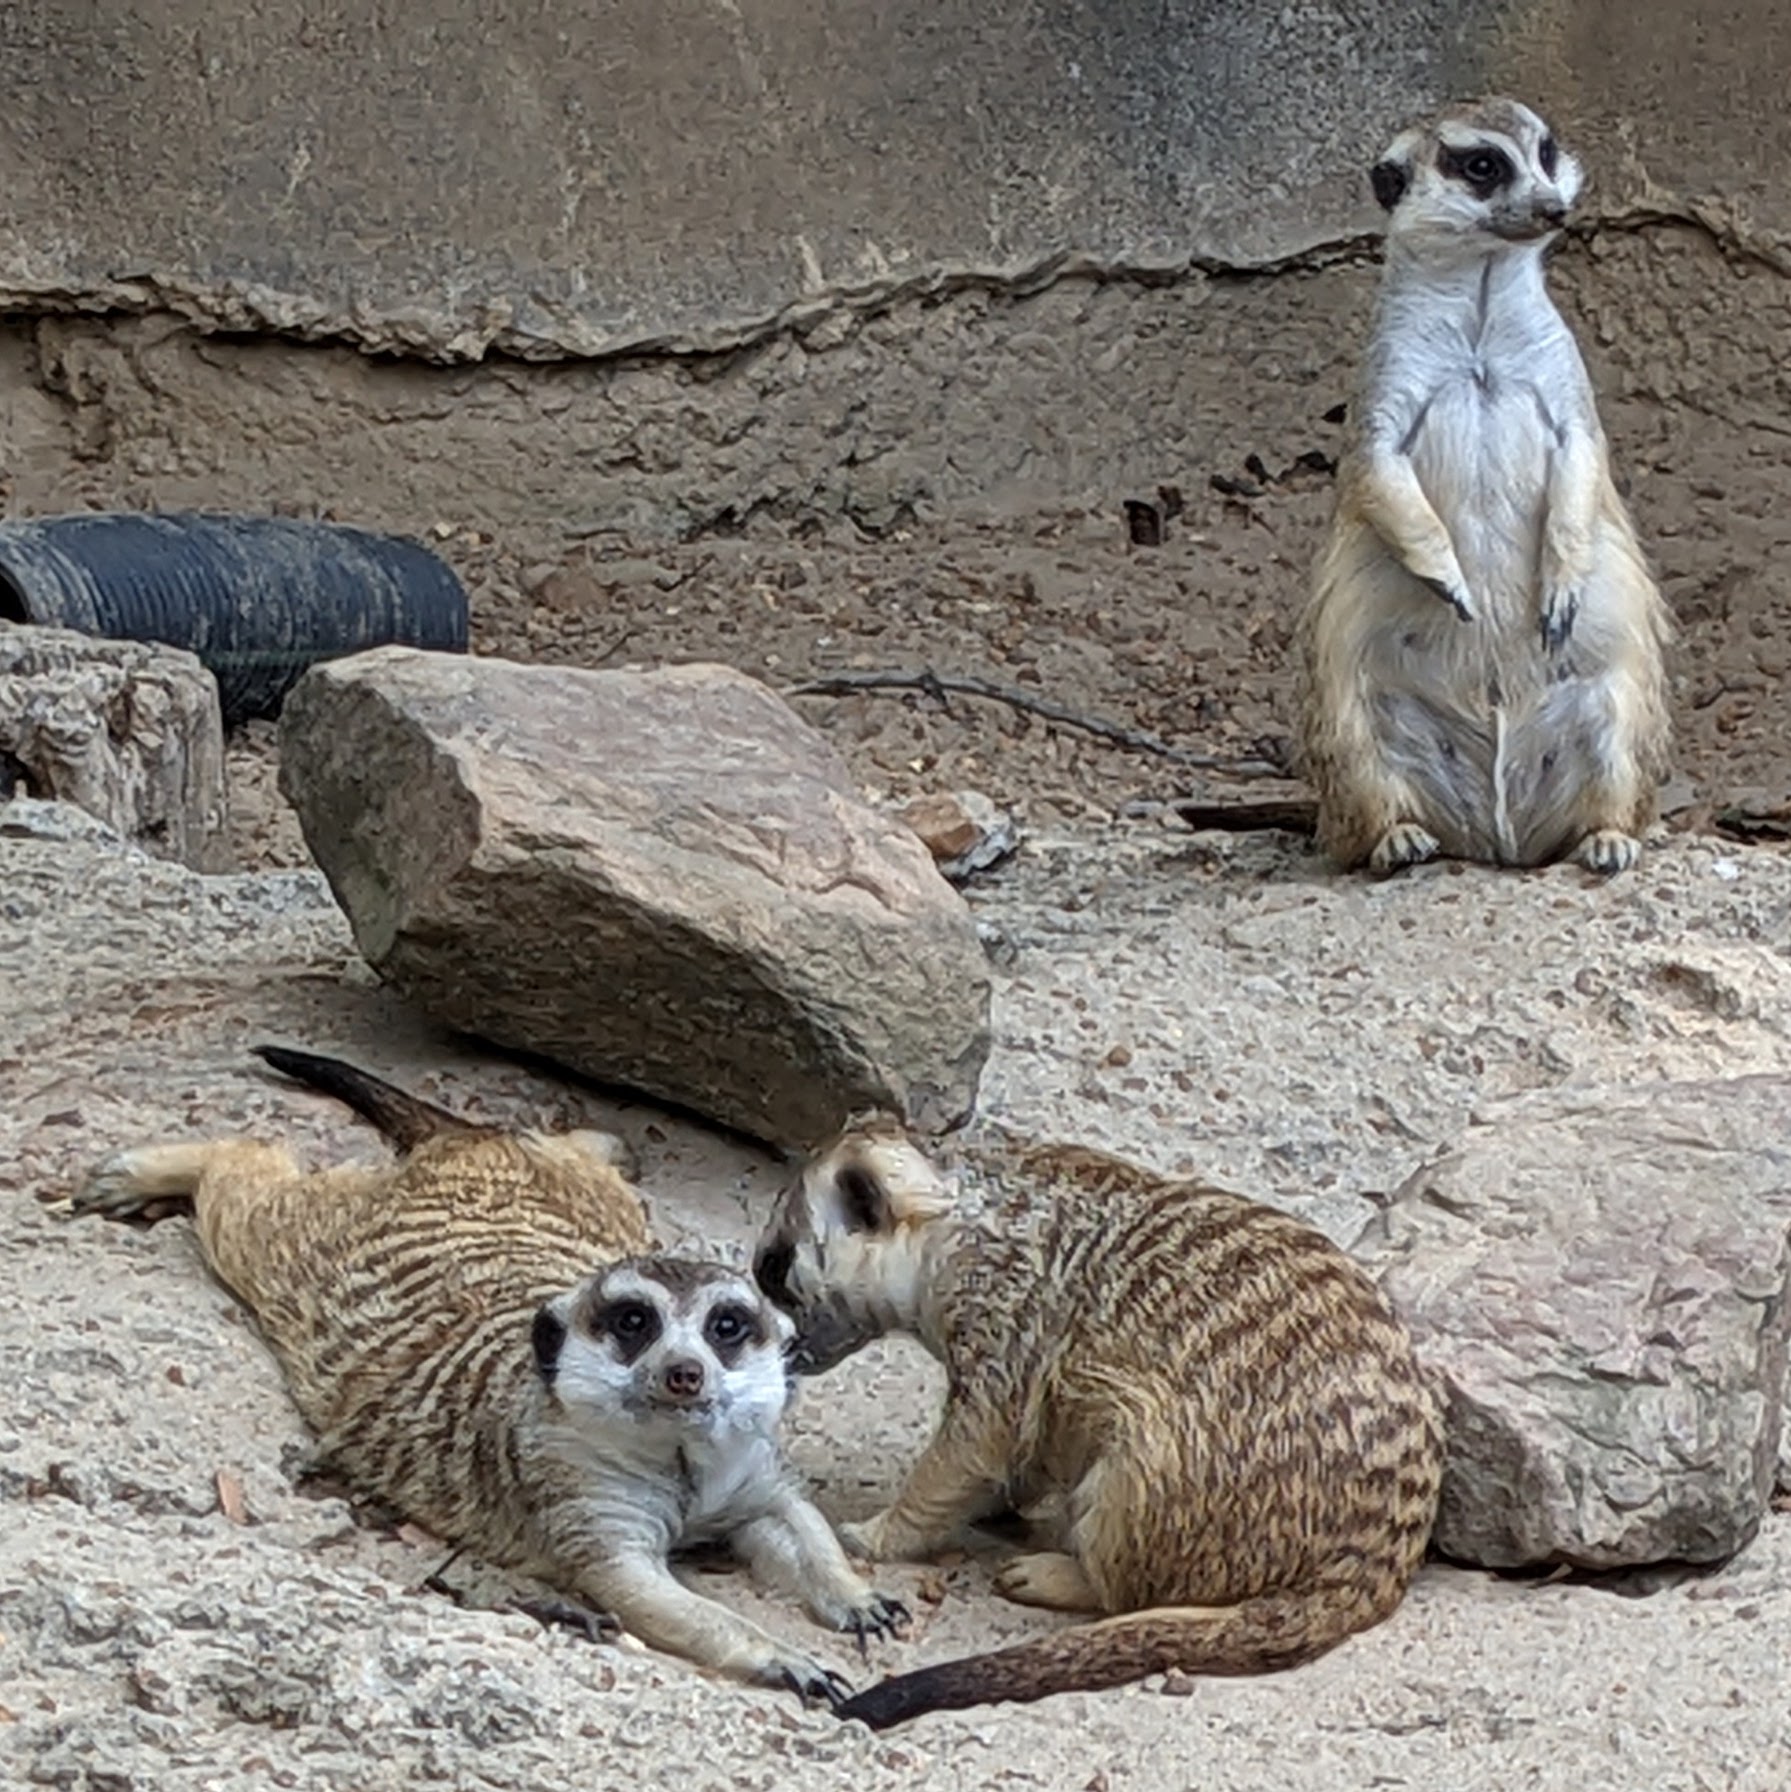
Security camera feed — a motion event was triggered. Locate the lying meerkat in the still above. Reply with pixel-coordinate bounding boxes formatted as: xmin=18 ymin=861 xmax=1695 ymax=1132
xmin=1299 ymin=95 xmax=1671 ymax=874
xmin=69 ymin=1045 xmax=905 ymax=1702
xmin=753 ymin=1116 xmax=1443 ymax=1728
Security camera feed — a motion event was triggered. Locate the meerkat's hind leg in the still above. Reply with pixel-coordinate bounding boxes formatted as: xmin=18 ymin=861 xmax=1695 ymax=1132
xmin=993 ymin=1551 xmax=1103 ymax=1613
xmin=526 ymin=1126 xmax=639 ymax=1183
xmin=1510 ymin=679 xmax=1652 ymax=875
xmin=562 ymin=1127 xmax=637 ymax=1177
xmin=563 ymin=1126 xmax=630 ymax=1165
xmin=72 ymin=1140 xmax=294 ymax=1221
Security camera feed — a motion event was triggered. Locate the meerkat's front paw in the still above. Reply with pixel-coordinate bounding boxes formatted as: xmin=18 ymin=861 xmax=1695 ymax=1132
xmin=1367 ymin=822 xmax=1440 ymax=873
xmin=1539 ymin=585 xmax=1580 ymax=653
xmin=832 ymin=1590 xmax=911 ymax=1649
xmin=756 ymin=1650 xmax=854 ymax=1707
xmin=993 ymin=1551 xmax=1102 ymax=1613
xmin=510 ymin=1593 xmax=622 ymax=1645
xmin=1571 ymin=829 xmax=1641 ymax=875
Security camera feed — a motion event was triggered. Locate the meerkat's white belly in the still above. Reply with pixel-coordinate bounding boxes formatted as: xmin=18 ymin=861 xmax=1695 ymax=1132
xmin=1365 ymin=341 xmax=1622 ymax=862
xmin=1406 ymin=369 xmax=1551 ymax=608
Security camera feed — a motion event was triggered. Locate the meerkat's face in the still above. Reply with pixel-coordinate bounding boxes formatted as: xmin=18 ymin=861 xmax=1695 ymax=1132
xmin=753 ymin=1114 xmax=955 ymax=1374
xmin=1370 ymin=97 xmax=1581 ymax=262
xmin=534 ymin=1256 xmax=793 ymax=1436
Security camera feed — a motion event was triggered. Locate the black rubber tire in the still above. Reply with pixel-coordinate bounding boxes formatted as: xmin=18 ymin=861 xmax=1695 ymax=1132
xmin=0 ymin=511 xmax=469 ymax=724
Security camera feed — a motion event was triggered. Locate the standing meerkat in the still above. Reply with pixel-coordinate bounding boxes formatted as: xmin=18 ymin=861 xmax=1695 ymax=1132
xmin=1299 ymin=96 xmax=1671 ymax=874
xmin=68 ymin=1046 xmax=906 ymax=1702
xmin=751 ymin=1117 xmax=1443 ymax=1729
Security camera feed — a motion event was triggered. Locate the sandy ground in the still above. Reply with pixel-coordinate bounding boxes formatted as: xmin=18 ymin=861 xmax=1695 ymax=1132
xmin=6 ymin=766 xmax=1791 ymax=1788
xmin=218 ymin=486 xmax=1791 ymax=877
xmin=6 ymin=392 xmax=1791 ymax=1786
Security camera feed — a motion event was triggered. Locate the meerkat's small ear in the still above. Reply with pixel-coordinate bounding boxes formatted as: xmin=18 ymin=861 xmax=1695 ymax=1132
xmin=872 ymin=1146 xmax=955 ymax=1226
xmin=1370 ymin=158 xmax=1409 ymax=211
xmin=838 ymin=1163 xmax=892 ymax=1232
xmin=532 ymin=1298 xmax=570 ymax=1384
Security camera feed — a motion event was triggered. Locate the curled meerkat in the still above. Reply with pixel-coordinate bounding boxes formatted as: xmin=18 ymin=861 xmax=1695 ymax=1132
xmin=752 ymin=1116 xmax=1442 ymax=1728
xmin=1299 ymin=96 xmax=1671 ymax=875
xmin=68 ymin=1045 xmax=905 ymax=1702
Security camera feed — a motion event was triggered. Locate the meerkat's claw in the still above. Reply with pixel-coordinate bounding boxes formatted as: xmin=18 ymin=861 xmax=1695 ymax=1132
xmin=1571 ymin=828 xmax=1641 ymax=876
xmin=1367 ymin=823 xmax=1440 ymax=874
xmin=1420 ymin=575 xmax=1475 ymax=622
xmin=512 ymin=1594 xmax=622 ymax=1645
xmin=843 ymin=1593 xmax=911 ymax=1656
xmin=1539 ymin=587 xmax=1579 ymax=653
xmin=772 ymin=1657 xmax=854 ymax=1707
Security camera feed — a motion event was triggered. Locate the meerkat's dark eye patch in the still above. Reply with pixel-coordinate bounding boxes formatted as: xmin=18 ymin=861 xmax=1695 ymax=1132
xmin=1438 ymin=144 xmax=1513 ymax=196
xmin=704 ymin=1302 xmax=763 ymax=1361
xmin=597 ymin=1297 xmax=662 ymax=1362
xmin=1538 ymin=135 xmax=1559 ymax=177
xmin=1369 ymin=158 xmax=1409 ymax=212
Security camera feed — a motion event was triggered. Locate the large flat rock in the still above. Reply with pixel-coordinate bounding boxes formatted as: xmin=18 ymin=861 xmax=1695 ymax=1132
xmin=277 ymin=647 xmax=991 ymax=1147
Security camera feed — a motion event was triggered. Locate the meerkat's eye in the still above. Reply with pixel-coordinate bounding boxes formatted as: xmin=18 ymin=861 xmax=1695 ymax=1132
xmin=706 ymin=1304 xmax=760 ymax=1350
xmin=1538 ymin=135 xmax=1559 ymax=177
xmin=601 ymin=1299 xmax=657 ymax=1341
xmin=1439 ymin=144 xmax=1512 ymax=195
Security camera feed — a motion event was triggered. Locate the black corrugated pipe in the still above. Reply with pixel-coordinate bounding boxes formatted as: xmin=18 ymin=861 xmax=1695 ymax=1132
xmin=0 ymin=511 xmax=469 ymax=724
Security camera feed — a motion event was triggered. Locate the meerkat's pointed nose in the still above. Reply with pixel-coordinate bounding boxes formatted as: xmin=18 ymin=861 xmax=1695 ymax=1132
xmin=661 ymin=1356 xmax=707 ymax=1402
xmin=1536 ymin=198 xmax=1568 ymax=228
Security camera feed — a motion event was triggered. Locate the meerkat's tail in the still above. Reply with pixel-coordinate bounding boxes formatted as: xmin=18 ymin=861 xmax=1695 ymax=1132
xmin=835 ymin=1583 xmax=1383 ymax=1730
xmin=252 ymin=1045 xmax=474 ymax=1153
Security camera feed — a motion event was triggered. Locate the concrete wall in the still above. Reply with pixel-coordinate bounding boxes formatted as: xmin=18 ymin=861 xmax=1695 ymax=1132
xmin=2 ymin=1 xmax=1522 ymax=360
xmin=0 ymin=2 xmax=1788 ymax=543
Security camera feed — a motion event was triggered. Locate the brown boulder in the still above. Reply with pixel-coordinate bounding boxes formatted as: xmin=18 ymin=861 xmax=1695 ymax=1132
xmin=1360 ymin=1076 xmax=1791 ymax=1570
xmin=278 ymin=648 xmax=990 ymax=1146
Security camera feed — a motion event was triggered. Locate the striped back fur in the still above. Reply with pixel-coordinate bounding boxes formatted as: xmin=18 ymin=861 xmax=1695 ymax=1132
xmin=766 ymin=1129 xmax=1443 ymax=1727
xmin=189 ymin=1073 xmax=649 ymax=1564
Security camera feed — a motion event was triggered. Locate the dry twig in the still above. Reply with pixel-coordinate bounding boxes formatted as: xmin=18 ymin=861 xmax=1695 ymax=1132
xmin=782 ymin=668 xmax=1289 ymax=778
